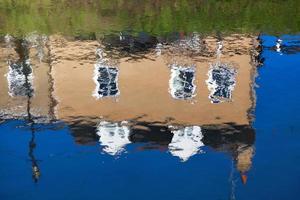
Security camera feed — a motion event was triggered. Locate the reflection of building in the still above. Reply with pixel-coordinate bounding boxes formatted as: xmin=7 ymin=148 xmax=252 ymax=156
xmin=50 ymin=34 xmax=258 ymax=126
xmin=69 ymin=120 xmax=255 ymax=175
xmin=0 ymin=34 xmax=54 ymax=122
xmin=0 ymin=33 xmax=258 ymax=181
xmin=47 ymin=33 xmax=257 ymax=171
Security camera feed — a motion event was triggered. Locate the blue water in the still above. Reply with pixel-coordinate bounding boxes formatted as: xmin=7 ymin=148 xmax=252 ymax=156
xmin=1 ymin=35 xmax=300 ymax=200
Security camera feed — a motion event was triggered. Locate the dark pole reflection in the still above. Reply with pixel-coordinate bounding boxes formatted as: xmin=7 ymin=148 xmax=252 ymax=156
xmin=14 ymin=38 xmax=40 ymax=183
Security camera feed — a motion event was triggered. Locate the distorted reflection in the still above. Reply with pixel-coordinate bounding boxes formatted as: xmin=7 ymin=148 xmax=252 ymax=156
xmin=6 ymin=39 xmax=34 ymax=97
xmin=168 ymin=126 xmax=204 ymax=162
xmin=169 ymin=64 xmax=196 ymax=100
xmin=206 ymin=62 xmax=237 ymax=103
xmin=173 ymin=32 xmax=204 ymax=54
xmin=276 ymin=38 xmax=283 ymax=54
xmin=236 ymin=145 xmax=254 ymax=184
xmin=0 ymin=32 xmax=259 ymax=186
xmin=129 ymin=122 xmax=173 ymax=151
xmin=96 ymin=121 xmax=130 ymax=155
xmin=216 ymin=40 xmax=223 ymax=58
xmin=93 ymin=48 xmax=120 ymax=98
xmin=25 ymin=33 xmax=48 ymax=62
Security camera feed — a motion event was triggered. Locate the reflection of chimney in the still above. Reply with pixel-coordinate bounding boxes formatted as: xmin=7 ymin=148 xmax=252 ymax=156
xmin=236 ymin=145 xmax=254 ymax=184
xmin=168 ymin=126 xmax=204 ymax=162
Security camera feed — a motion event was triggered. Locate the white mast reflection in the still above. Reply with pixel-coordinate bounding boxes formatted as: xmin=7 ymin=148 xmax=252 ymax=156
xmin=96 ymin=121 xmax=131 ymax=156
xmin=168 ymin=126 xmax=204 ymax=162
xmin=276 ymin=38 xmax=283 ymax=55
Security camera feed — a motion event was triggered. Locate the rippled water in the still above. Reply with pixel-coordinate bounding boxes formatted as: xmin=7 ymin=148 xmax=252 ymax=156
xmin=1 ymin=1 xmax=300 ymax=200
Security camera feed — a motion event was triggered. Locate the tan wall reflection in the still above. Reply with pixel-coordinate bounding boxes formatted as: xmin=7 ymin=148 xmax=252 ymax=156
xmin=0 ymin=36 xmax=53 ymax=122
xmin=50 ymin=35 xmax=258 ymax=126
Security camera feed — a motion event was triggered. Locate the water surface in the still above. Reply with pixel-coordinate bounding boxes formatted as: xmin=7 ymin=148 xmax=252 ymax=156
xmin=1 ymin=1 xmax=300 ymax=200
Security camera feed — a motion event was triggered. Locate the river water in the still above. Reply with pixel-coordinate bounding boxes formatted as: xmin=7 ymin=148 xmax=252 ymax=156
xmin=1 ymin=1 xmax=300 ymax=200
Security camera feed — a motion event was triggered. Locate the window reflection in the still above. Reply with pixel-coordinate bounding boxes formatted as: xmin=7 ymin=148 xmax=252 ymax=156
xmin=169 ymin=64 xmax=196 ymax=100
xmin=93 ymin=48 xmax=120 ymax=99
xmin=206 ymin=62 xmax=237 ymax=103
xmin=168 ymin=126 xmax=204 ymax=162
xmin=6 ymin=39 xmax=34 ymax=97
xmin=96 ymin=121 xmax=130 ymax=156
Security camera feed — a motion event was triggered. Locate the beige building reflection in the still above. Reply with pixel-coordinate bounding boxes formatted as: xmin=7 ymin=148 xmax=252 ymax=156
xmin=50 ymin=34 xmax=257 ymax=126
xmin=0 ymin=33 xmax=258 ymax=182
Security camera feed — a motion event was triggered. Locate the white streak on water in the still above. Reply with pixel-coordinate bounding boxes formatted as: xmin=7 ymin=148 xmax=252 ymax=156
xmin=168 ymin=126 xmax=204 ymax=162
xmin=276 ymin=38 xmax=283 ymax=55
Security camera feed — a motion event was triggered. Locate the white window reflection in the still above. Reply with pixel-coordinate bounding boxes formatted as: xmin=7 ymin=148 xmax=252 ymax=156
xmin=96 ymin=121 xmax=130 ymax=156
xmin=7 ymin=60 xmax=34 ymax=97
xmin=206 ymin=62 xmax=237 ymax=103
xmin=93 ymin=48 xmax=120 ymax=99
xmin=169 ymin=64 xmax=196 ymax=100
xmin=168 ymin=126 xmax=204 ymax=162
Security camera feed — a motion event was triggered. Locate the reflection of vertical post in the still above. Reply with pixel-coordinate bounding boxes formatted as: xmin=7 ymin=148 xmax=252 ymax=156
xmin=13 ymin=39 xmax=41 ymax=183
xmin=28 ymin=122 xmax=40 ymax=183
xmin=229 ymin=159 xmax=237 ymax=200
xmin=216 ymin=33 xmax=223 ymax=59
xmin=46 ymin=38 xmax=57 ymax=121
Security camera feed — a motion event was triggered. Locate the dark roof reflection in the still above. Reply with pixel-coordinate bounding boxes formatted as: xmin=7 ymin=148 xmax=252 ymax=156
xmin=101 ymin=32 xmax=158 ymax=59
xmin=129 ymin=122 xmax=173 ymax=151
xmin=68 ymin=120 xmax=255 ymax=156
